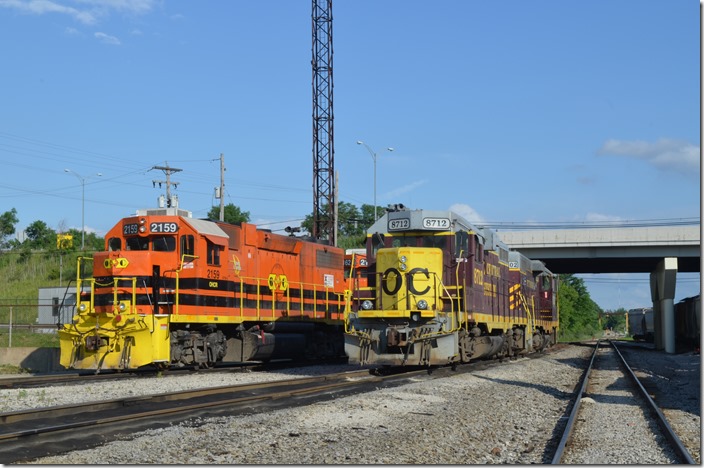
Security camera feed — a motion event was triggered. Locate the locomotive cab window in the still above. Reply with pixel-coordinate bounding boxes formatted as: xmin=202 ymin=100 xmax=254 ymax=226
xmin=152 ymin=236 xmax=176 ymax=252
xmin=180 ymin=235 xmax=195 ymax=258
xmin=474 ymin=236 xmax=484 ymax=263
xmin=108 ymin=237 xmax=121 ymax=251
xmin=454 ymin=231 xmax=469 ymax=258
xmin=541 ymin=275 xmax=552 ymax=291
xmin=126 ymin=237 xmax=149 ymax=251
xmin=371 ymin=233 xmax=385 ymax=258
xmin=421 ymin=235 xmax=446 ymax=249
xmin=391 ymin=236 xmax=416 ymax=248
xmin=207 ymin=240 xmax=221 ymax=266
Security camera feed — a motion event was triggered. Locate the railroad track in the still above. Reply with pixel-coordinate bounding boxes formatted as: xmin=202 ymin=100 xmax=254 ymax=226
xmin=552 ymin=340 xmax=696 ymax=464
xmin=0 ymin=359 xmax=347 ymax=389
xmin=0 ymin=364 xmax=471 ymax=464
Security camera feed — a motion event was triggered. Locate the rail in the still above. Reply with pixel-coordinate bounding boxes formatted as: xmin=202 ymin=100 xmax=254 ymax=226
xmin=0 ymin=366 xmax=460 ymax=463
xmin=551 ymin=341 xmax=696 ymax=464
xmin=551 ymin=340 xmax=599 ymax=463
xmin=611 ymin=342 xmax=696 ymax=464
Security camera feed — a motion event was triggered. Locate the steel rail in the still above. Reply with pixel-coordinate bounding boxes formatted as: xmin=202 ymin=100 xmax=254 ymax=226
xmin=0 ymin=359 xmax=345 ymax=389
xmin=551 ymin=341 xmax=696 ymax=464
xmin=550 ymin=340 xmax=600 ymax=463
xmin=0 ymin=367 xmax=440 ymax=463
xmin=611 ymin=341 xmax=696 ymax=464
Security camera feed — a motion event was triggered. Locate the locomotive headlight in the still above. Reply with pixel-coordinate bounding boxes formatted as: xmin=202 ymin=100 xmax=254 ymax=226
xmin=400 ymin=256 xmax=407 ymax=263
xmin=78 ymin=303 xmax=87 ymax=312
xmin=411 ymin=313 xmax=420 ymax=322
xmin=399 ymin=263 xmax=407 ymax=271
xmin=118 ymin=302 xmax=127 ymax=312
xmin=361 ymin=300 xmax=373 ymax=310
xmin=139 ymin=218 xmax=146 ymax=225
xmin=417 ymin=299 xmax=428 ymax=310
xmin=139 ymin=225 xmax=146 ymax=233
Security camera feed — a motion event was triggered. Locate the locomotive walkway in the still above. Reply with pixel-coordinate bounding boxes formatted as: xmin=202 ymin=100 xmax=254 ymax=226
xmin=499 ymin=225 xmax=700 ymax=354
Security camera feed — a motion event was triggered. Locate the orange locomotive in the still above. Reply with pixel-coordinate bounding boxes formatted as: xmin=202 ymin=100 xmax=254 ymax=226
xmin=344 ymin=248 xmax=369 ymax=289
xmin=59 ymin=207 xmax=347 ymax=371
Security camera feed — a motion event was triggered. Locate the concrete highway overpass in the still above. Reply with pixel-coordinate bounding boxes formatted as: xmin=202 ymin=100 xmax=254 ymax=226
xmin=498 ymin=225 xmax=700 ymax=353
xmin=497 ymin=225 xmax=700 ymax=274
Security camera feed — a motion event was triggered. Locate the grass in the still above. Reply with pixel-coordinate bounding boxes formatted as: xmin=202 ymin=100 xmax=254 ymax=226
xmin=0 ymin=329 xmax=59 ymax=348
xmin=0 ymin=249 xmax=95 ymax=324
xmin=0 ymin=364 xmax=29 ymax=374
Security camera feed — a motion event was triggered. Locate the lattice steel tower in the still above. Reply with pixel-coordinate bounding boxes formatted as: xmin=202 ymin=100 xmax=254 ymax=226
xmin=311 ymin=0 xmax=334 ymax=244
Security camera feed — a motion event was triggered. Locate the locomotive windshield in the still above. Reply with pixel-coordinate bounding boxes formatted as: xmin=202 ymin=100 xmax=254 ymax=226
xmin=117 ymin=235 xmax=176 ymax=252
xmin=152 ymin=236 xmax=176 ymax=252
xmin=389 ymin=235 xmax=448 ymax=249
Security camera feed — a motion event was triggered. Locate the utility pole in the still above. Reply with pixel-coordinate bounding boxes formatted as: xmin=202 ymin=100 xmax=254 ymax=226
xmin=151 ymin=163 xmax=182 ymax=208
xmin=219 ymin=153 xmax=225 ymax=222
xmin=64 ymin=169 xmax=102 ymax=250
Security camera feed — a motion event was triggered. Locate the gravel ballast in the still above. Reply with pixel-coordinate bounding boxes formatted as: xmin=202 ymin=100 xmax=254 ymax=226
xmin=0 ymin=343 xmax=698 ymax=464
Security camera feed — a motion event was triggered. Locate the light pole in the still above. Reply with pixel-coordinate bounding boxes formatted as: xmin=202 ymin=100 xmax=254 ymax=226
xmin=64 ymin=169 xmax=102 ymax=250
xmin=356 ymin=141 xmax=394 ymax=221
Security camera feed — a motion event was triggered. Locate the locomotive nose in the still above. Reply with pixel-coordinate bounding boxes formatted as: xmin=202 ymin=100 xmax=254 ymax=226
xmin=377 ymin=247 xmax=442 ymax=315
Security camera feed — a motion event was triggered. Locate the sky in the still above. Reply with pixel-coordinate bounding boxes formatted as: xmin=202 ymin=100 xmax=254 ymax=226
xmin=0 ymin=0 xmax=700 ymax=312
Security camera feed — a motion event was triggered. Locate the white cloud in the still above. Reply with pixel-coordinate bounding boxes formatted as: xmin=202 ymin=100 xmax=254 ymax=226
xmin=597 ymin=138 xmax=699 ymax=176
xmin=383 ymin=179 xmax=427 ymax=200
xmin=94 ymin=31 xmax=120 ymax=44
xmin=0 ymin=0 xmax=157 ymax=24
xmin=448 ymin=203 xmax=486 ymax=225
xmin=583 ymin=212 xmax=624 ymax=223
xmin=0 ymin=0 xmax=97 ymax=23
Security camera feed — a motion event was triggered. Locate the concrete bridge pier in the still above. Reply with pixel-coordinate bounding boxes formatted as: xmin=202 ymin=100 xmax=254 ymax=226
xmin=650 ymin=257 xmax=678 ymax=353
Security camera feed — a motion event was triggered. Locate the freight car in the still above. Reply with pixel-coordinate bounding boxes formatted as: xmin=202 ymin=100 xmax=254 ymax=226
xmin=627 ymin=308 xmax=654 ymax=342
xmin=59 ymin=207 xmax=347 ymax=371
xmin=344 ymin=205 xmax=559 ymax=366
xmin=675 ymin=295 xmax=700 ymax=352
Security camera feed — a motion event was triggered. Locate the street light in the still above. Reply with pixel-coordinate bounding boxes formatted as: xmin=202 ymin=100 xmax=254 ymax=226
xmin=356 ymin=141 xmax=394 ymax=221
xmin=64 ymin=169 xmax=102 ymax=250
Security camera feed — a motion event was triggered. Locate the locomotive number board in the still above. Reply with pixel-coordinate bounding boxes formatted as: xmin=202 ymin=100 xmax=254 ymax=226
xmin=422 ymin=217 xmax=450 ymax=229
xmin=388 ymin=218 xmax=410 ymax=231
xmin=123 ymin=222 xmax=179 ymax=235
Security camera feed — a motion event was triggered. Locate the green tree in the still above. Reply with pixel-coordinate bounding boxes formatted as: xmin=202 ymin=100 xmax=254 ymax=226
xmin=0 ymin=208 xmax=18 ymax=249
xmin=208 ymin=204 xmax=250 ymax=224
xmin=302 ymin=201 xmax=376 ymax=237
xmin=557 ymin=274 xmax=602 ymax=341
xmin=25 ymin=220 xmax=56 ymax=250
xmin=299 ymin=201 xmax=381 ymax=248
xmin=359 ymin=203 xmax=380 ymax=228
xmin=602 ymin=308 xmax=627 ymax=333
